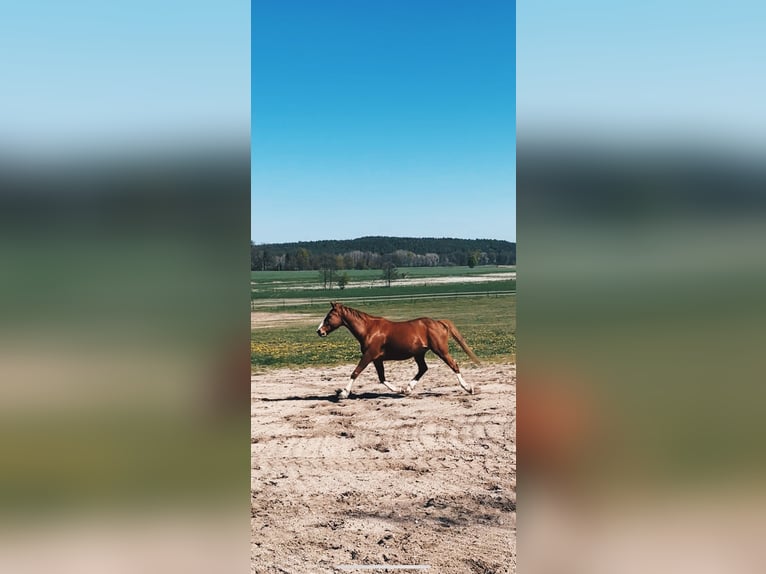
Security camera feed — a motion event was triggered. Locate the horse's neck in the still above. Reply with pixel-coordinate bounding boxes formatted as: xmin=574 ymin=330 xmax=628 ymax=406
xmin=342 ymin=309 xmax=371 ymax=340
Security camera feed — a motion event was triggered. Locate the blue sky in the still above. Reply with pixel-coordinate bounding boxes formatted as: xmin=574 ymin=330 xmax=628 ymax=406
xmin=252 ymin=0 xmax=516 ymax=243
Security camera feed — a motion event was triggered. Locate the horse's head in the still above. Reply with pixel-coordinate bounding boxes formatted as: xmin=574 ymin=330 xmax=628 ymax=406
xmin=317 ymin=302 xmax=343 ymax=337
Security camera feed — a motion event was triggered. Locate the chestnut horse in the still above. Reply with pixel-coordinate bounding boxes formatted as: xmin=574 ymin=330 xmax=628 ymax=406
xmin=316 ymin=302 xmax=480 ymax=399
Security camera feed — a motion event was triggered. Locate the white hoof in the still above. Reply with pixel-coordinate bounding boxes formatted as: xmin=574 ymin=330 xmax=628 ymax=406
xmin=456 ymin=373 xmax=472 ymax=394
xmin=336 ymin=388 xmax=349 ymax=399
xmin=381 ymin=381 xmax=401 ymax=394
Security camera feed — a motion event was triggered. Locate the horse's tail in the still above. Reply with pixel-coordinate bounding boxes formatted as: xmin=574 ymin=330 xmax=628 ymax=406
xmin=439 ymin=319 xmax=481 ymax=364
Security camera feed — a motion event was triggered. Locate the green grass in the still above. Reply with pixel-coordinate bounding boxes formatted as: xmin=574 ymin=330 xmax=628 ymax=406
xmin=251 ymin=265 xmax=515 ymax=301
xmin=251 ymin=295 xmax=515 ymax=369
xmin=252 ymin=266 xmax=516 ymax=369
xmin=251 ymin=265 xmax=513 ymax=285
xmin=252 ymin=279 xmax=516 ymax=301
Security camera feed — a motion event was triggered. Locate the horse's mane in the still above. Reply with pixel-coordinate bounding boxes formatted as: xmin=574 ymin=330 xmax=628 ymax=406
xmin=340 ymin=304 xmax=379 ymax=322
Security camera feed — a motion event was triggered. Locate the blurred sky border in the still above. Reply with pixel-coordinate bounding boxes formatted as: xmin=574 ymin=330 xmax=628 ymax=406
xmin=0 ymin=1 xmax=250 ymax=154
xmin=251 ymin=0 xmax=516 ymax=243
xmin=518 ymin=0 xmax=766 ymax=148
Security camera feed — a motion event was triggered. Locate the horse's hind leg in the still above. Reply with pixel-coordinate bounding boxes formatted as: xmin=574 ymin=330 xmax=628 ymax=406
xmin=431 ymin=341 xmax=473 ymax=394
xmin=404 ymin=353 xmax=428 ymax=395
xmin=374 ymin=359 xmax=402 ymax=394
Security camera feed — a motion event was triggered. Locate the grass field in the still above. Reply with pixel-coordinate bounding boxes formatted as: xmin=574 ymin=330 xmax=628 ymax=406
xmin=251 ymin=294 xmax=515 ymax=370
xmin=251 ymin=265 xmax=515 ymax=301
xmin=252 ymin=266 xmax=516 ymax=369
xmin=251 ymin=265 xmax=514 ymax=284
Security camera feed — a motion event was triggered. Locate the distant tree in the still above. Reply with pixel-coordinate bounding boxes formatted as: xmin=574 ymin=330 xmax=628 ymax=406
xmin=258 ymin=249 xmax=273 ymax=271
xmin=381 ymin=261 xmax=401 ymax=288
xmin=318 ymin=267 xmax=333 ymax=289
xmin=423 ymin=253 xmax=440 ymax=267
xmin=392 ymin=249 xmax=415 ymax=267
xmin=295 ymin=248 xmax=310 ymax=270
xmin=251 ymin=237 xmax=516 ymax=270
xmin=450 ymin=251 xmax=468 ymax=266
xmin=318 ymin=254 xmax=336 ymax=289
xmin=467 ymin=252 xmax=478 ymax=268
xmin=337 ymin=272 xmax=350 ymax=290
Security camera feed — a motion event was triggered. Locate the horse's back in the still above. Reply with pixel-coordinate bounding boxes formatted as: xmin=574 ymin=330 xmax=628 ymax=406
xmin=369 ymin=317 xmax=430 ymax=356
xmin=383 ymin=317 xmax=448 ymax=349
xmin=389 ymin=317 xmax=445 ymax=336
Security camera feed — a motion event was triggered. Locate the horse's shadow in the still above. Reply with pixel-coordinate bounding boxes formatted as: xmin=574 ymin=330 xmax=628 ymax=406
xmin=260 ymin=391 xmax=405 ymax=403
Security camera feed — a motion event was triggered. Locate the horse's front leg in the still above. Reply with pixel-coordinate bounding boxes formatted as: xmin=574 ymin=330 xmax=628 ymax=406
xmin=337 ymin=351 xmax=376 ymax=399
xmin=374 ymin=359 xmax=402 ymax=394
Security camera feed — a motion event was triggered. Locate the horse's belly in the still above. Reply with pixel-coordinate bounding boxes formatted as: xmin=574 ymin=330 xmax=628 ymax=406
xmin=383 ymin=349 xmax=416 ymax=360
xmin=382 ymin=338 xmax=427 ymax=360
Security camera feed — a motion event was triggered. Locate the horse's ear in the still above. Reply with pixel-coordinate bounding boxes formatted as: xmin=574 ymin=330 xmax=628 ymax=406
xmin=330 ymin=301 xmax=337 ymax=308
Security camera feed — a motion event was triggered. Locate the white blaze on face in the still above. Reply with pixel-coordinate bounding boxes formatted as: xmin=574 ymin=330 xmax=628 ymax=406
xmin=317 ymin=318 xmax=325 ymax=332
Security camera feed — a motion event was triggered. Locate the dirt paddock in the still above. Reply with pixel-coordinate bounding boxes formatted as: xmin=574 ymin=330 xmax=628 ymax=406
xmin=251 ymin=361 xmax=516 ymax=573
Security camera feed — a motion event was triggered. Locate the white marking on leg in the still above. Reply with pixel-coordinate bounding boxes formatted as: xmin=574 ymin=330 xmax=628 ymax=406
xmin=381 ymin=380 xmax=401 ymax=393
xmin=336 ymin=379 xmax=354 ymax=399
xmin=403 ymin=379 xmax=418 ymax=395
xmin=456 ymin=373 xmax=472 ymax=394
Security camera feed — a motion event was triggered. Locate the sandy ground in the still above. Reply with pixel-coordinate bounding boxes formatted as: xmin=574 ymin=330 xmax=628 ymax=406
xmin=251 ymin=361 xmax=516 ymax=573
xmin=252 ymin=312 xmax=319 ymax=330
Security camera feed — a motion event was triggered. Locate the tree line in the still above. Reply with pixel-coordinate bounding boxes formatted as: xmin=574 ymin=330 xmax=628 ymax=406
xmin=251 ymin=236 xmax=516 ymax=271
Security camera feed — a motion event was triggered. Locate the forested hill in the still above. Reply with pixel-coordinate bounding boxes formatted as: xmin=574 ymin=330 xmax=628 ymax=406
xmin=251 ymin=236 xmax=515 ymax=271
